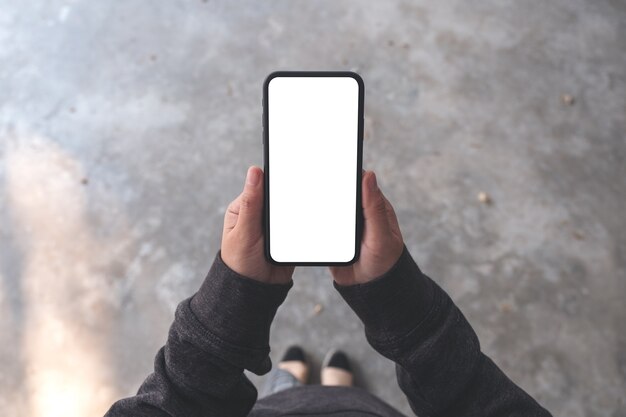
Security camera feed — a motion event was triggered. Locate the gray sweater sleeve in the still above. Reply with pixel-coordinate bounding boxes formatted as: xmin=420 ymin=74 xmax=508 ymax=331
xmin=104 ymin=250 xmax=292 ymax=417
xmin=334 ymin=244 xmax=553 ymax=417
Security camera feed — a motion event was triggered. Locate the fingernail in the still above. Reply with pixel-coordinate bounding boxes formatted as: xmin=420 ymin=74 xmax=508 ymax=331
xmin=369 ymin=171 xmax=378 ymax=191
xmin=246 ymin=167 xmax=260 ymax=186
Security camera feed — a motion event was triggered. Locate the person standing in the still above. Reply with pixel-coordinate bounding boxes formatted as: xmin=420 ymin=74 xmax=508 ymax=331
xmin=105 ymin=166 xmax=552 ymax=417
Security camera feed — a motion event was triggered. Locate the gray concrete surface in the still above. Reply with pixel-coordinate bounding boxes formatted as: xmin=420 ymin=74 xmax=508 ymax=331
xmin=1 ymin=1 xmax=625 ymax=416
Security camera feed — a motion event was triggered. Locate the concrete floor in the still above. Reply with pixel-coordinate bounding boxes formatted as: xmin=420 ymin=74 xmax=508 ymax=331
xmin=1 ymin=1 xmax=625 ymax=416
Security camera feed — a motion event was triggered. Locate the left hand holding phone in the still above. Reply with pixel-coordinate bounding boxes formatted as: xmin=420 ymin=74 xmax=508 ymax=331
xmin=221 ymin=166 xmax=295 ymax=284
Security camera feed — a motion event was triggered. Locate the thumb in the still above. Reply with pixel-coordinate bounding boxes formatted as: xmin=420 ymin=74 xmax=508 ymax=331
xmin=362 ymin=170 xmax=390 ymax=238
xmin=236 ymin=166 xmax=264 ymax=236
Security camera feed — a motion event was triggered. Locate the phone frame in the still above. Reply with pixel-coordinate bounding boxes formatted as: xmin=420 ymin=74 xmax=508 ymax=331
xmin=262 ymin=71 xmax=365 ymax=266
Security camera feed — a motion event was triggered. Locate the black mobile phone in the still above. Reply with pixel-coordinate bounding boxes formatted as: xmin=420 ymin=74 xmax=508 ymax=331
xmin=262 ymin=71 xmax=364 ymax=266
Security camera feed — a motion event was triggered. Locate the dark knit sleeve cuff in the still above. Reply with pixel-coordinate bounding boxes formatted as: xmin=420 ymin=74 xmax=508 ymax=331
xmin=188 ymin=250 xmax=292 ymax=373
xmin=333 ymin=244 xmax=434 ymax=345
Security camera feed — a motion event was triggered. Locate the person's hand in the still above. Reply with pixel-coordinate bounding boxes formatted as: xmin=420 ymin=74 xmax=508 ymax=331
xmin=221 ymin=166 xmax=295 ymax=284
xmin=329 ymin=170 xmax=404 ymax=285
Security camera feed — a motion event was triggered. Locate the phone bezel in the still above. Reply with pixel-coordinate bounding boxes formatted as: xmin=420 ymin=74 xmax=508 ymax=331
xmin=262 ymin=71 xmax=365 ymax=266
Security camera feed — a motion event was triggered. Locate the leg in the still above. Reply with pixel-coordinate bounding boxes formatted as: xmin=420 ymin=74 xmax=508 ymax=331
xmin=260 ymin=346 xmax=308 ymax=397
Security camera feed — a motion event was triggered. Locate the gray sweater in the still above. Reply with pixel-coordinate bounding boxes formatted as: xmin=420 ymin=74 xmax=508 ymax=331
xmin=105 ymin=245 xmax=552 ymax=416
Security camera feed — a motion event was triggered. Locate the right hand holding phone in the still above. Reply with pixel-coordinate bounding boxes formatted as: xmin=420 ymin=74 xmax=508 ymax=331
xmin=329 ymin=170 xmax=404 ymax=285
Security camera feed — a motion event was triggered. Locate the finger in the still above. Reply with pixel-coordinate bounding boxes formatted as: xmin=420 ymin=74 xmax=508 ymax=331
xmin=380 ymin=192 xmax=403 ymax=238
xmin=235 ymin=165 xmax=264 ymax=237
xmin=361 ymin=170 xmax=391 ymax=238
xmin=223 ymin=197 xmax=240 ymax=232
xmin=379 ymin=192 xmax=397 ymax=226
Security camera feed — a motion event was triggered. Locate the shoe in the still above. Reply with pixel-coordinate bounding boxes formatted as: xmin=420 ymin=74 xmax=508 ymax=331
xmin=278 ymin=345 xmax=309 ymax=383
xmin=321 ymin=349 xmax=353 ymax=386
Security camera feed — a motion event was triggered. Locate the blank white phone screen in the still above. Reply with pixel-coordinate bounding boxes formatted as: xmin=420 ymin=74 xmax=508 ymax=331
xmin=268 ymin=76 xmax=359 ymax=263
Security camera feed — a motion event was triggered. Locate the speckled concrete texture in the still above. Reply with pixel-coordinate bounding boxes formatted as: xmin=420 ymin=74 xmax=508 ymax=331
xmin=1 ymin=1 xmax=625 ymax=416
